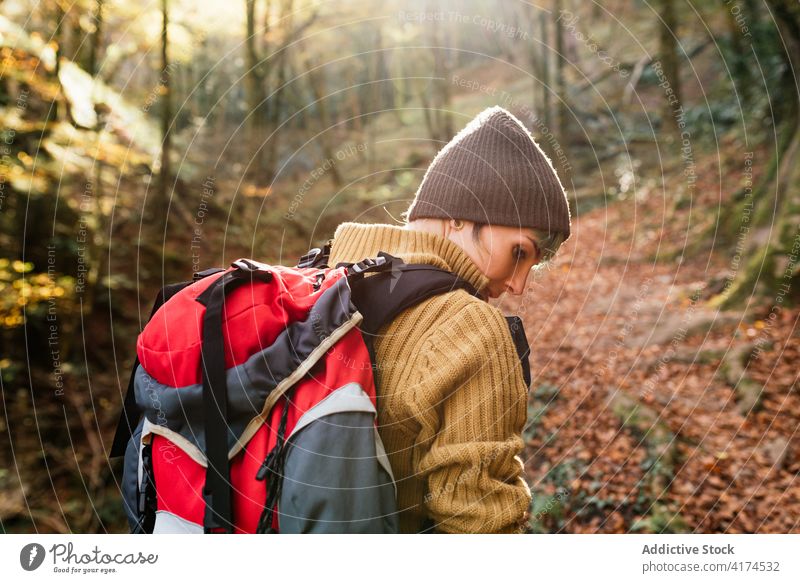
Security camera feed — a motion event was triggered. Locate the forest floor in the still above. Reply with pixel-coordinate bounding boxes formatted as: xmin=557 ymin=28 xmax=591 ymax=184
xmin=505 ymin=160 xmax=800 ymax=533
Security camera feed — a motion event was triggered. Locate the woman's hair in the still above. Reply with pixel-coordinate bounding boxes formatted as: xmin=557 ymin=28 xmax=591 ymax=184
xmin=470 ymin=223 xmax=567 ymax=266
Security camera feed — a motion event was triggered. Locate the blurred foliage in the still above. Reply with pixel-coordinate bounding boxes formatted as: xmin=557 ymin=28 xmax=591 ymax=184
xmin=0 ymin=0 xmax=798 ymax=534
xmin=0 ymin=258 xmax=73 ymax=328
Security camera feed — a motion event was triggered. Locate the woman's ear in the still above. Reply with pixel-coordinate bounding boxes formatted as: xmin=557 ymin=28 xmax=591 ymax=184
xmin=442 ymin=218 xmax=461 ymax=242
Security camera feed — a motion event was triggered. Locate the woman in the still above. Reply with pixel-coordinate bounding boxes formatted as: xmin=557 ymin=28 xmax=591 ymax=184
xmin=327 ymin=106 xmax=571 ymax=533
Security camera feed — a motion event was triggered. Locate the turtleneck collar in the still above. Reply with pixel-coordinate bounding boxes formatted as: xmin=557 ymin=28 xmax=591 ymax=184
xmin=328 ymin=222 xmax=489 ymax=298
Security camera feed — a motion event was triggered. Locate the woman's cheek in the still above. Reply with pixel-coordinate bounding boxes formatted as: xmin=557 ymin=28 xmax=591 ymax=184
xmin=495 ymin=255 xmax=515 ymax=280
xmin=486 ymin=264 xmax=513 ymax=288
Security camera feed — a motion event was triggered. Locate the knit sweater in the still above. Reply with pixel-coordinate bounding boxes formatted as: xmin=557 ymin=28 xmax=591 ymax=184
xmin=329 ymin=222 xmax=532 ymax=534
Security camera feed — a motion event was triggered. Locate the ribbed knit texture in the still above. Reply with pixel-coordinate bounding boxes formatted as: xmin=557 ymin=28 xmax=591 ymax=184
xmin=406 ymin=106 xmax=572 ymax=237
xmin=329 ymin=222 xmax=532 ymax=534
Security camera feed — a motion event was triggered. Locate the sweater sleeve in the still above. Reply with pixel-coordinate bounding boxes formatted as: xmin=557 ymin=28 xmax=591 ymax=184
xmin=412 ymin=300 xmax=532 ymax=534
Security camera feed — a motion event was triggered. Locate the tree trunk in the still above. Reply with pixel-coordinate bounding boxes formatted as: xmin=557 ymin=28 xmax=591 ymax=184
xmin=716 ymin=0 xmax=800 ymax=308
xmin=346 ymin=66 xmax=362 ymax=132
xmin=724 ymin=0 xmax=752 ymax=114
xmin=437 ymin=22 xmax=454 ymax=142
xmin=539 ymin=10 xmax=553 ymax=159
xmin=553 ymin=0 xmax=568 ymax=176
xmin=245 ymin=0 xmax=270 ymax=164
xmin=87 ymin=0 xmax=104 ymax=78
xmin=302 ymin=49 xmax=342 ymax=187
xmin=50 ymin=0 xmax=64 ymax=122
xmin=157 ymin=0 xmax=172 ymax=232
xmin=419 ymin=5 xmax=453 ymax=149
xmin=657 ymin=0 xmax=682 ymax=138
xmin=553 ymin=0 xmax=566 ymax=138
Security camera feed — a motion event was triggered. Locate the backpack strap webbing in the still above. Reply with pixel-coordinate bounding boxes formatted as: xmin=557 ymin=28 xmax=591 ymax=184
xmin=109 ymin=267 xmax=226 ymax=459
xmin=135 ymin=441 xmax=157 ymax=534
xmin=254 ymin=390 xmax=292 ymax=534
xmin=195 ymin=260 xmax=274 ymax=534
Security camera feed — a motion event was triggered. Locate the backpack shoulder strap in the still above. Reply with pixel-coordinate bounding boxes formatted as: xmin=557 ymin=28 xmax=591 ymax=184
xmin=505 ymin=315 xmax=531 ymax=389
xmin=346 ymin=252 xmax=481 ymax=337
xmin=109 ymin=267 xmax=226 ymax=459
xmin=347 ymin=253 xmax=533 ymax=389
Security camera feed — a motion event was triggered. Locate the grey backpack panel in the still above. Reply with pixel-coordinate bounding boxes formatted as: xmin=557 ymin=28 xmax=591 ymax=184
xmin=278 ymin=411 xmax=399 ymax=533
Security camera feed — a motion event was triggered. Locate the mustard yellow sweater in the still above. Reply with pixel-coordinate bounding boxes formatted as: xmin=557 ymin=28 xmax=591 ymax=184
xmin=329 ymin=222 xmax=532 ymax=534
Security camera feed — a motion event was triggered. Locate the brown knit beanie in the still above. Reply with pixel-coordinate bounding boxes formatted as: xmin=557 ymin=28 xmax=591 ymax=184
xmin=405 ymin=106 xmax=571 ymax=238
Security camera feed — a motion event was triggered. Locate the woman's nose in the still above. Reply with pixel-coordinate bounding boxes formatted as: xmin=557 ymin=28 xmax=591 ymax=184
xmin=505 ymin=270 xmax=529 ymax=295
xmin=505 ymin=278 xmax=525 ymax=296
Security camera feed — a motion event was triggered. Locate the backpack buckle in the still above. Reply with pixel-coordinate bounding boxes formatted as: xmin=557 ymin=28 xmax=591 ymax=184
xmin=230 ymin=259 xmax=273 ymax=283
xmin=297 ymin=240 xmax=332 ymax=269
xmin=231 ymin=258 xmax=260 ymax=271
xmin=312 ymin=272 xmax=325 ymax=292
xmin=347 ymin=256 xmax=387 ymax=276
xmin=297 ymin=248 xmax=322 ymax=268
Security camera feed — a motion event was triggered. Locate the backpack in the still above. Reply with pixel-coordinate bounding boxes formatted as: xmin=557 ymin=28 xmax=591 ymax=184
xmin=109 ymin=243 xmax=529 ymax=533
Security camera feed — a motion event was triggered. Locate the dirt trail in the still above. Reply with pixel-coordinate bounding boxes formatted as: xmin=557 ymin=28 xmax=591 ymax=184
xmin=502 ymin=199 xmax=800 ymax=533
